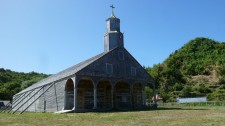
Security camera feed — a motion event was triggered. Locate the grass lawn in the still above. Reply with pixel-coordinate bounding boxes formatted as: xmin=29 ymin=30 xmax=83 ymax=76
xmin=0 ymin=106 xmax=225 ymax=126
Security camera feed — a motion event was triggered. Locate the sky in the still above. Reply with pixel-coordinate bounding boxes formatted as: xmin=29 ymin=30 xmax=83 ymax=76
xmin=1 ymin=0 xmax=225 ymax=74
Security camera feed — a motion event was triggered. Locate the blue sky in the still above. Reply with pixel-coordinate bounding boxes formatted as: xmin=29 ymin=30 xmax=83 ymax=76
xmin=1 ymin=0 xmax=225 ymax=74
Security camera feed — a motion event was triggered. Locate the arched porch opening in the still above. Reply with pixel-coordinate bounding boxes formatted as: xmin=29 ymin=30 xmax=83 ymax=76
xmin=65 ymin=79 xmax=74 ymax=110
xmin=77 ymin=79 xmax=94 ymax=110
xmin=97 ymin=80 xmax=112 ymax=110
xmin=132 ymin=83 xmax=143 ymax=108
xmin=114 ymin=81 xmax=131 ymax=109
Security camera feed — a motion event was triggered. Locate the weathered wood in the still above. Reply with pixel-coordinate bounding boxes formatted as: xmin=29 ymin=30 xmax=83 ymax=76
xmin=9 ymin=89 xmax=35 ymax=113
xmin=54 ymin=83 xmax=59 ymax=111
xmin=19 ymin=83 xmax=54 ymax=114
xmin=12 ymin=86 xmax=44 ymax=114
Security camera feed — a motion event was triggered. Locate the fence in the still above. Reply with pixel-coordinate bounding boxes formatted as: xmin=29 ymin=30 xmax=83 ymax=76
xmin=146 ymin=101 xmax=225 ymax=107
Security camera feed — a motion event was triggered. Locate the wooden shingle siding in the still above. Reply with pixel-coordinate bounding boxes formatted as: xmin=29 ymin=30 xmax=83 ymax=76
xmin=45 ymin=85 xmax=56 ymax=112
xmin=37 ymin=87 xmax=44 ymax=112
xmin=26 ymin=90 xmax=35 ymax=112
xmin=55 ymin=80 xmax=66 ymax=111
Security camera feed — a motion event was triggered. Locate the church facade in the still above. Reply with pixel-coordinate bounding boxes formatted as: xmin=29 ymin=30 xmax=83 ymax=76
xmin=11 ymin=7 xmax=156 ymax=113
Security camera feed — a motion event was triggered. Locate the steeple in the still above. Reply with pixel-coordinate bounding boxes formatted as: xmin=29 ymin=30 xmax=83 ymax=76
xmin=104 ymin=5 xmax=124 ymax=52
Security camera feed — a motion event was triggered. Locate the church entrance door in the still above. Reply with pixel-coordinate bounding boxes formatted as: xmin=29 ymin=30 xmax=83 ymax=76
xmin=77 ymin=79 xmax=94 ymax=110
xmin=97 ymin=80 xmax=112 ymax=110
xmin=132 ymin=83 xmax=143 ymax=108
xmin=114 ymin=81 xmax=131 ymax=109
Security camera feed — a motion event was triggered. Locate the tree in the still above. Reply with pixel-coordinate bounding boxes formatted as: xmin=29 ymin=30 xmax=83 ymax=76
xmin=0 ymin=68 xmax=49 ymax=100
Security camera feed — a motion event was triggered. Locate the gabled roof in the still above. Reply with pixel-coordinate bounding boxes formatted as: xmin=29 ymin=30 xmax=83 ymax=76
xmin=17 ymin=51 xmax=109 ymax=94
xmin=16 ymin=47 xmax=155 ymax=95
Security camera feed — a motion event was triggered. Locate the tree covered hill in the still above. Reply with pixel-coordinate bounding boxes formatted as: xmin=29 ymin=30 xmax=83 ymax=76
xmin=0 ymin=68 xmax=48 ymax=100
xmin=147 ymin=37 xmax=225 ymax=102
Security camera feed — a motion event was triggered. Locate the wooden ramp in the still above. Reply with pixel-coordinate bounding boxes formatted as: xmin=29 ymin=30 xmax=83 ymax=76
xmin=54 ymin=110 xmax=74 ymax=114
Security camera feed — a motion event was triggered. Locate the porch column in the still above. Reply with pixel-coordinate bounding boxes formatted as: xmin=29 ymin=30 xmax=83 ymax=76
xmin=73 ymin=77 xmax=77 ymax=111
xmin=74 ymin=87 xmax=77 ymax=110
xmin=142 ymin=86 xmax=146 ymax=106
xmin=130 ymin=84 xmax=133 ymax=108
xmin=153 ymin=83 xmax=157 ymax=106
xmin=93 ymin=85 xmax=97 ymax=109
xmin=111 ymin=86 xmax=114 ymax=109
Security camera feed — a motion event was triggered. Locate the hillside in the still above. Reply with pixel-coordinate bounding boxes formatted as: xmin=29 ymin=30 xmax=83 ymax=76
xmin=0 ymin=68 xmax=48 ymax=100
xmin=147 ymin=37 xmax=225 ymax=101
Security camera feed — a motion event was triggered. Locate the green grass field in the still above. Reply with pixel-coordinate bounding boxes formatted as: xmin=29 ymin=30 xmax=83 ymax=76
xmin=0 ymin=106 xmax=225 ymax=126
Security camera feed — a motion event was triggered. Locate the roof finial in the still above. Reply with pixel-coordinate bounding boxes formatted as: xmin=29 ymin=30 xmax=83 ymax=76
xmin=110 ymin=4 xmax=116 ymax=18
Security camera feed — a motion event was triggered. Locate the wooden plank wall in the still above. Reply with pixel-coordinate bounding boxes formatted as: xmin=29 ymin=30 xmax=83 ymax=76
xmin=12 ymin=79 xmax=66 ymax=112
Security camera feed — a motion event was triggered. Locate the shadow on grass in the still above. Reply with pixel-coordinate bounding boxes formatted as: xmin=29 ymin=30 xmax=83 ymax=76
xmin=0 ymin=106 xmax=208 ymax=115
xmin=152 ymin=107 xmax=208 ymax=111
xmin=70 ymin=106 xmax=208 ymax=114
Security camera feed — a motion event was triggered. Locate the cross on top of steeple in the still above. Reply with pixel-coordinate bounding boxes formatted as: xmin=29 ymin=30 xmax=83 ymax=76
xmin=110 ymin=4 xmax=115 ymax=9
xmin=110 ymin=4 xmax=116 ymax=18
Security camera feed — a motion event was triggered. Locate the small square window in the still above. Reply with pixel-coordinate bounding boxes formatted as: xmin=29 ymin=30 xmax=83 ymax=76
xmin=106 ymin=63 xmax=113 ymax=74
xmin=131 ymin=67 xmax=136 ymax=76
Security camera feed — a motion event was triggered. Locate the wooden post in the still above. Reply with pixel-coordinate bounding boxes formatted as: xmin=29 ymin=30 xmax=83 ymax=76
xmin=93 ymin=86 xmax=97 ymax=109
xmin=44 ymin=100 xmax=46 ymax=112
xmin=130 ymin=84 xmax=133 ymax=109
xmin=74 ymin=87 xmax=77 ymax=110
xmin=111 ymin=86 xmax=114 ymax=109
xmin=153 ymin=83 xmax=157 ymax=108
xmin=142 ymin=86 xmax=146 ymax=106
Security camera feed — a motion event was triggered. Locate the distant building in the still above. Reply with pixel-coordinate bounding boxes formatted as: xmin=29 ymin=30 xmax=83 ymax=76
xmin=0 ymin=100 xmax=11 ymax=108
xmin=152 ymin=94 xmax=162 ymax=102
xmin=176 ymin=97 xmax=207 ymax=103
xmin=11 ymin=6 xmax=156 ymax=113
xmin=0 ymin=102 xmax=4 ymax=108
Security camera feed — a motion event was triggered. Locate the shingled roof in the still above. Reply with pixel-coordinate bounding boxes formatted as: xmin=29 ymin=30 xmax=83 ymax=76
xmin=16 ymin=46 xmax=155 ymax=95
xmin=17 ymin=51 xmax=109 ymax=95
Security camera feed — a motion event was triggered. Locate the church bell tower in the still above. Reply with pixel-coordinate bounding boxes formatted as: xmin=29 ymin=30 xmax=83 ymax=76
xmin=104 ymin=5 xmax=124 ymax=52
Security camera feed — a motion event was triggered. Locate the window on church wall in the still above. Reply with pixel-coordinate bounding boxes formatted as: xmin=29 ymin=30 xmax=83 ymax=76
xmin=114 ymin=64 xmax=120 ymax=75
xmin=131 ymin=67 xmax=136 ymax=76
xmin=118 ymin=51 xmax=124 ymax=60
xmin=106 ymin=63 xmax=113 ymax=74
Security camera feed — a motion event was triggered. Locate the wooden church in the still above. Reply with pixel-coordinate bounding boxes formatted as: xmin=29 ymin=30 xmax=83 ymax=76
xmin=11 ymin=6 xmax=156 ymax=113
